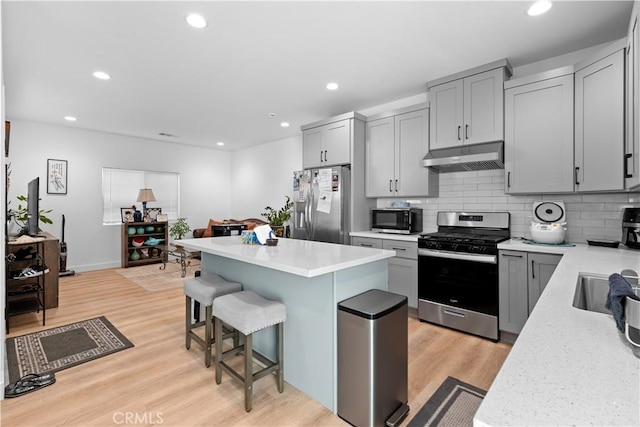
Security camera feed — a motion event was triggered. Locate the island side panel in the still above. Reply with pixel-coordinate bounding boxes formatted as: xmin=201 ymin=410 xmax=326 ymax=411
xmin=202 ymin=252 xmax=336 ymax=411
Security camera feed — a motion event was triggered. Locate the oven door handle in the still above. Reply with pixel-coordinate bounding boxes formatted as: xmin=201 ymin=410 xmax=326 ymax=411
xmin=418 ymin=248 xmax=496 ymax=264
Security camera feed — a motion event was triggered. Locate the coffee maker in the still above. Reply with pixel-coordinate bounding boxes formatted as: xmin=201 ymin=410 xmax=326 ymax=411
xmin=622 ymin=208 xmax=640 ymax=249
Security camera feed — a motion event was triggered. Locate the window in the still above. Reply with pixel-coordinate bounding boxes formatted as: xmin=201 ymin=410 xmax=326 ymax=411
xmin=102 ymin=167 xmax=180 ymax=225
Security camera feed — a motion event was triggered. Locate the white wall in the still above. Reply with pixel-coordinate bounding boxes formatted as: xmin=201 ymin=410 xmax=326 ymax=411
xmin=6 ymin=120 xmax=232 ymax=271
xmin=230 ymin=135 xmax=302 ymax=220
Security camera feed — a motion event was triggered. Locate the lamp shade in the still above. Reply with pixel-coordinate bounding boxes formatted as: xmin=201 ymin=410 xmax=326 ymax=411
xmin=136 ymin=188 xmax=156 ymax=203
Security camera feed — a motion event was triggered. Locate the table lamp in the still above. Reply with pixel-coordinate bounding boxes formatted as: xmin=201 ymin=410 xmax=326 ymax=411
xmin=136 ymin=188 xmax=156 ymax=213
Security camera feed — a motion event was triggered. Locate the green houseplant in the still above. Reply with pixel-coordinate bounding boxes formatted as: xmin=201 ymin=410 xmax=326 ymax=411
xmin=169 ymin=217 xmax=191 ymax=241
xmin=262 ymin=196 xmax=293 ymax=237
xmin=8 ymin=194 xmax=53 ymax=234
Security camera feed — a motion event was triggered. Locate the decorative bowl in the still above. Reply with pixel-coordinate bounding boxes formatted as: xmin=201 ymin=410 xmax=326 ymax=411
xmin=136 ymin=227 xmax=146 ymax=234
xmin=145 ymin=225 xmax=155 ymax=233
xmin=266 ymin=238 xmax=279 ymax=246
xmin=127 ymin=227 xmax=137 ymax=235
xmin=131 ymin=237 xmax=145 ymax=247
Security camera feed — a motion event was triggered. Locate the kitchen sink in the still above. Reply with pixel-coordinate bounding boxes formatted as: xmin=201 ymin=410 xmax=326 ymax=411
xmin=573 ymin=272 xmax=639 ymax=314
xmin=572 ymin=274 xmax=611 ymax=314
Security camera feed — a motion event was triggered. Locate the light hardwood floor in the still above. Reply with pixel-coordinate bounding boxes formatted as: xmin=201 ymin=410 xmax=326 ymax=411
xmin=2 ymin=268 xmax=511 ymax=426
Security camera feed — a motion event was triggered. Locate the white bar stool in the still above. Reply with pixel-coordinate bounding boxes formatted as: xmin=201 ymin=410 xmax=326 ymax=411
xmin=183 ymin=271 xmax=242 ymax=367
xmin=213 ymin=290 xmax=286 ymax=412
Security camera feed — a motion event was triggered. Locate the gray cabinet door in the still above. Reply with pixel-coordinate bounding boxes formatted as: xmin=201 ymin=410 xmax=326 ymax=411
xmin=302 ymin=127 xmax=323 ymax=169
xmin=463 ymin=67 xmax=504 ymax=145
xmin=498 ymin=250 xmax=529 ymax=334
xmin=387 ymin=257 xmax=418 ymax=308
xmin=323 ymin=120 xmax=351 ymax=166
xmin=528 ymin=253 xmax=562 ymax=313
xmin=365 ymin=117 xmax=395 ymax=197
xmin=504 ymin=74 xmax=574 ymax=194
xmin=429 ymin=79 xmax=464 ymax=150
xmin=395 ymin=109 xmax=436 ymax=197
xmin=575 ymin=49 xmax=625 ymax=192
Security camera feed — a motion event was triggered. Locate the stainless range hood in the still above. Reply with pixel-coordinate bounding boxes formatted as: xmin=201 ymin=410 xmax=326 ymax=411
xmin=422 ymin=141 xmax=504 ymax=173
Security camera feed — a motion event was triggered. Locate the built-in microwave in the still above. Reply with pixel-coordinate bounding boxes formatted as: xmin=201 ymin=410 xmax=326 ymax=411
xmin=371 ymin=208 xmax=423 ymax=234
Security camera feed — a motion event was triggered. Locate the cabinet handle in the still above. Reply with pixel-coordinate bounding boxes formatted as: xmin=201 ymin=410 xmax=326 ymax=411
xmin=320 ymin=151 xmax=323 ymax=163
xmin=360 ymin=243 xmax=373 ymax=247
xmin=465 ymin=124 xmax=469 ymax=139
xmin=324 ymin=150 xmax=328 ymax=162
xmin=575 ymin=167 xmax=580 ymax=185
xmin=507 ymin=171 xmax=511 ymax=188
xmin=389 ymin=180 xmax=393 ymax=192
xmin=531 ymin=260 xmax=535 ymax=279
xmin=625 ymin=153 xmax=633 ymax=178
xmin=395 ymin=179 xmax=398 ymax=192
xmin=457 ymin=126 xmax=461 ymax=141
xmin=391 ymin=247 xmax=407 ymax=251
xmin=502 ymin=253 xmax=523 ymax=258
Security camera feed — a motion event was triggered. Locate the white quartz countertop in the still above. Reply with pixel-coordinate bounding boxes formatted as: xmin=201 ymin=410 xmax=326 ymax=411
xmin=349 ymin=231 xmax=420 ymax=242
xmin=476 ymin=239 xmax=640 ymax=426
xmin=175 ymin=236 xmax=395 ymax=278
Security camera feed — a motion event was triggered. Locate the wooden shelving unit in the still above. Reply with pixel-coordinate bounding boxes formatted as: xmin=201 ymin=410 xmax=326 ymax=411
xmin=121 ymin=221 xmax=168 ymax=268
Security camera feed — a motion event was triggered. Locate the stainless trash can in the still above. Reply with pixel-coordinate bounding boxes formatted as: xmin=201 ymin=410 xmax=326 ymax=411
xmin=337 ymin=289 xmax=409 ymax=427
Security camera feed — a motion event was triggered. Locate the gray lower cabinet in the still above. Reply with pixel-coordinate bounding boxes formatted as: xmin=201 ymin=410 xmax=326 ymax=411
xmin=351 ymin=236 xmax=418 ymax=308
xmin=499 ymin=250 xmax=562 ymax=334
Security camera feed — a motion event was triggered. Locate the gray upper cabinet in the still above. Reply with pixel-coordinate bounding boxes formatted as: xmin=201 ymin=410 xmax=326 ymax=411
xmin=627 ymin=3 xmax=640 ymax=190
xmin=428 ymin=61 xmax=510 ymax=150
xmin=365 ymin=106 xmax=438 ymax=198
xmin=574 ymin=44 xmax=625 ymax=192
xmin=302 ymin=113 xmax=366 ymax=169
xmin=504 ymin=72 xmax=575 ymax=194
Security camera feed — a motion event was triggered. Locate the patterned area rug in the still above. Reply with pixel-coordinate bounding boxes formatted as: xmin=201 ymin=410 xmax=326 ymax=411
xmin=115 ymin=259 xmax=201 ymax=291
xmin=6 ymin=316 xmax=134 ymax=383
xmin=407 ymin=376 xmax=486 ymax=427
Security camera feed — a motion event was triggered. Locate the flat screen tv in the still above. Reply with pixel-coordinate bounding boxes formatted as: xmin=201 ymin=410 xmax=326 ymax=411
xmin=26 ymin=177 xmax=40 ymax=236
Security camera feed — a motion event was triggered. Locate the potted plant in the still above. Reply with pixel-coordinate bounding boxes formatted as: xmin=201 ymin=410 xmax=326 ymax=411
xmin=261 ymin=196 xmax=293 ymax=237
xmin=169 ymin=217 xmax=191 ymax=244
xmin=7 ymin=194 xmax=53 ymax=235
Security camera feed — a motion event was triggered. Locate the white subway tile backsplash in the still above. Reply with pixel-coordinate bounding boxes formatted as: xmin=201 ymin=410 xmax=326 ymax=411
xmin=375 ymin=170 xmax=639 ymax=244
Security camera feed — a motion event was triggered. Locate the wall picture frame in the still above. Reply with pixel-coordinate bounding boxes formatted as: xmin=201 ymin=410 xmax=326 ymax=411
xmin=121 ymin=207 xmax=135 ymax=223
xmin=47 ymin=158 xmax=68 ymax=194
xmin=156 ymin=213 xmax=168 ymax=222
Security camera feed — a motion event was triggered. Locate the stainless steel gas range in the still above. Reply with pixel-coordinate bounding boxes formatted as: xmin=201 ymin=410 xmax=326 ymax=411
xmin=417 ymin=211 xmax=510 ymax=341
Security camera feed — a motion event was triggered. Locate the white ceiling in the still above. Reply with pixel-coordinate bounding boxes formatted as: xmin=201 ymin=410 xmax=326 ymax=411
xmin=2 ymin=1 xmax=633 ymax=151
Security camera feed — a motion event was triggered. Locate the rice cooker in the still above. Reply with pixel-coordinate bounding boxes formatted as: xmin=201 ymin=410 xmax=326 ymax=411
xmin=530 ymin=201 xmax=567 ymax=244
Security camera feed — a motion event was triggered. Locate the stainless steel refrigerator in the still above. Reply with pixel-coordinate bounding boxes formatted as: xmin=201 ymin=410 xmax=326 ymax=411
xmin=292 ymin=166 xmax=351 ymax=245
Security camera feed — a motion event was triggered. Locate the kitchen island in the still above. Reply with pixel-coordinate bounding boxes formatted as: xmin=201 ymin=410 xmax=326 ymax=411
xmin=475 ymin=240 xmax=640 ymax=426
xmin=175 ymin=236 xmax=395 ymax=413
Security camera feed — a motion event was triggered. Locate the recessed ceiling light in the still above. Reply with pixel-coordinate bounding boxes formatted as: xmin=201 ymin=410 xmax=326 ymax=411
xmin=217 ymin=141 xmax=225 ymax=146
xmin=326 ymin=82 xmax=339 ymax=91
xmin=268 ymin=113 xmax=277 ymax=118
xmin=280 ymin=122 xmax=290 ymax=128
xmin=527 ymin=0 xmax=552 ymax=16
xmin=186 ymin=13 xmax=207 ymax=28
xmin=93 ymin=71 xmax=111 ymax=80
xmin=64 ymin=116 xmax=77 ymax=122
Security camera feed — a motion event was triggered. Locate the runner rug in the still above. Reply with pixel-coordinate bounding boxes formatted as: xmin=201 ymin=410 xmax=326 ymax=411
xmin=6 ymin=316 xmax=134 ymax=383
xmin=407 ymin=376 xmax=487 ymax=427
